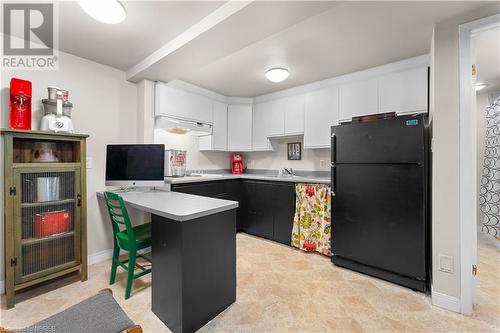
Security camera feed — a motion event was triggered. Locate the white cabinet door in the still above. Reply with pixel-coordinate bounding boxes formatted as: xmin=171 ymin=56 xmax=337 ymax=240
xmin=252 ymin=103 xmax=270 ymax=150
xmin=339 ymin=78 xmax=378 ymax=121
xmin=379 ymin=67 xmax=428 ymax=115
xmin=189 ymin=93 xmax=213 ymax=123
xmin=200 ymin=100 xmax=228 ymax=151
xmin=155 ymin=83 xmax=190 ymax=119
xmin=304 ymin=86 xmax=339 ymax=148
xmin=252 ymin=100 xmax=283 ymax=150
xmin=228 ymin=104 xmax=252 ymax=151
xmin=212 ymin=101 xmax=227 ymax=150
xmin=155 ymin=83 xmax=213 ymax=123
xmin=284 ymin=94 xmax=305 ymax=135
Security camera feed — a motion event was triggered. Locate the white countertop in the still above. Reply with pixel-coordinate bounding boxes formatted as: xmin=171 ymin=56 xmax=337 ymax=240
xmin=97 ymin=190 xmax=239 ymax=221
xmin=164 ymin=173 xmax=331 ymax=185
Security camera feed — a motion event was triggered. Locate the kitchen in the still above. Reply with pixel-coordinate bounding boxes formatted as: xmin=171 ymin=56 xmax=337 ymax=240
xmin=1 ymin=1 xmax=499 ymax=333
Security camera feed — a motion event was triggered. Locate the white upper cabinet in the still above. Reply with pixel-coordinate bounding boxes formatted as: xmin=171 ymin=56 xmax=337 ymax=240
xmin=155 ymin=83 xmax=213 ymax=123
xmin=212 ymin=101 xmax=228 ymax=150
xmin=304 ymin=86 xmax=339 ymax=148
xmin=339 ymin=78 xmax=378 ymax=122
xmin=199 ymin=100 xmax=227 ymax=151
xmin=266 ymin=99 xmax=285 ymax=137
xmin=252 ymin=99 xmax=284 ymax=150
xmin=252 ymin=103 xmax=270 ymax=151
xmin=378 ymin=67 xmax=428 ymax=115
xmin=283 ymin=94 xmax=305 ymax=135
xmin=228 ymin=104 xmax=252 ymax=151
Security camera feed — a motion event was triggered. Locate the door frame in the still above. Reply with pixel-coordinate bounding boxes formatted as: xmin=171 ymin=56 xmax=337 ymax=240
xmin=458 ymin=13 xmax=500 ymax=315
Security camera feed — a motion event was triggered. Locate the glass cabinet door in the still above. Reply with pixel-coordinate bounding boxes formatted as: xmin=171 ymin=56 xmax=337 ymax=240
xmin=13 ymin=168 xmax=81 ymax=284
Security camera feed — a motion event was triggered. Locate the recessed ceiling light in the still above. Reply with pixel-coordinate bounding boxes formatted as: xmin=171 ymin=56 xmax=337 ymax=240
xmin=475 ymin=83 xmax=488 ymax=91
xmin=78 ymin=0 xmax=126 ymax=24
xmin=265 ymin=68 xmax=289 ymax=83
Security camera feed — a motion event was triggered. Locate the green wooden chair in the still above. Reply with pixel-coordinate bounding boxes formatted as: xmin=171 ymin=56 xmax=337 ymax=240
xmin=103 ymin=191 xmax=152 ymax=299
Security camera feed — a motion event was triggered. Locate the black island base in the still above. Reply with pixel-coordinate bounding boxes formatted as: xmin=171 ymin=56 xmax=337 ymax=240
xmin=151 ymin=209 xmax=237 ymax=333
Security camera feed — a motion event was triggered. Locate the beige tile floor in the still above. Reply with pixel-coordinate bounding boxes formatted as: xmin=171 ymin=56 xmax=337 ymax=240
xmin=1 ymin=233 xmax=499 ymax=332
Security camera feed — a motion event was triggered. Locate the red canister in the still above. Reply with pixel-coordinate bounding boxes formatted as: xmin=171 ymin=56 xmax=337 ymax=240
xmin=9 ymin=78 xmax=32 ymax=130
xmin=34 ymin=209 xmax=72 ymax=237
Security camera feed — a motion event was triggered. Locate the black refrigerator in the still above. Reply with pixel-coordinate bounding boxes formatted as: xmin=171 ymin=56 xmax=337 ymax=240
xmin=331 ymin=114 xmax=430 ymax=291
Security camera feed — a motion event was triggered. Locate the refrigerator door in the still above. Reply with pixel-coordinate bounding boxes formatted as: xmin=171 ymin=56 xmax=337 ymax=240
xmin=331 ymin=115 xmax=425 ymax=164
xmin=332 ymin=164 xmax=427 ymax=279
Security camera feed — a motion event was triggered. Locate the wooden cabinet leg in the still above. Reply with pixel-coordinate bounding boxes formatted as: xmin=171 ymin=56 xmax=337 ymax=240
xmin=6 ymin=283 xmax=15 ymax=309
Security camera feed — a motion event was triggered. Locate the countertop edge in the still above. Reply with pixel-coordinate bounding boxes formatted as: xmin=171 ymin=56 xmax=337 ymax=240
xmin=165 ymin=174 xmax=331 ymax=185
xmin=96 ymin=191 xmax=239 ymax=221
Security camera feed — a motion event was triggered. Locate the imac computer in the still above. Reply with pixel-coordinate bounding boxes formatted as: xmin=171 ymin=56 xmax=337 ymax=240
xmin=105 ymin=144 xmax=165 ymax=187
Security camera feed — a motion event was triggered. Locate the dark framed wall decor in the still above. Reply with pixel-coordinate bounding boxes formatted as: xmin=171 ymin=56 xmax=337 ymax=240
xmin=287 ymin=142 xmax=301 ymax=160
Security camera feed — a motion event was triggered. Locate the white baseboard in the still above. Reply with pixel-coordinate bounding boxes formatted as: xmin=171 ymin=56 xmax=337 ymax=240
xmin=431 ymin=290 xmax=461 ymax=313
xmin=87 ymin=249 xmax=114 ymax=266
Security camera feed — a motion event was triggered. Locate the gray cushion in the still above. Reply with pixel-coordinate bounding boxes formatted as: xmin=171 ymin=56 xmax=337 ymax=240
xmin=26 ymin=290 xmax=134 ymax=333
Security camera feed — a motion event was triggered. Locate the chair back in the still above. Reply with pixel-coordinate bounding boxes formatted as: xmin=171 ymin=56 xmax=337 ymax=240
xmin=103 ymin=192 xmax=136 ymax=243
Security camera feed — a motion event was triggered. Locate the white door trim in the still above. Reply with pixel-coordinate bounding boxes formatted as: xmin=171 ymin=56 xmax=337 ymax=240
xmin=458 ymin=13 xmax=500 ymax=316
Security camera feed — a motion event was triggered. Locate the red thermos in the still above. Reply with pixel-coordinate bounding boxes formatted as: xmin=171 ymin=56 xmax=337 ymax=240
xmin=231 ymin=153 xmax=244 ymax=174
xmin=10 ymin=78 xmax=32 ymax=130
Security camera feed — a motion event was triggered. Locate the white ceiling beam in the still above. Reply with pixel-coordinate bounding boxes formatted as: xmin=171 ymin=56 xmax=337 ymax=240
xmin=126 ymin=0 xmax=253 ymax=81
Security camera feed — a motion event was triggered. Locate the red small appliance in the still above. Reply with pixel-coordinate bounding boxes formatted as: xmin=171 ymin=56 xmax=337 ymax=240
xmin=9 ymin=78 xmax=32 ymax=130
xmin=231 ymin=152 xmax=244 ymax=174
xmin=34 ymin=209 xmax=72 ymax=237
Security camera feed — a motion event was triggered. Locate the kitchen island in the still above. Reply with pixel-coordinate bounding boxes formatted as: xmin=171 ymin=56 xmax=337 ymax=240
xmin=97 ymin=190 xmax=238 ymax=333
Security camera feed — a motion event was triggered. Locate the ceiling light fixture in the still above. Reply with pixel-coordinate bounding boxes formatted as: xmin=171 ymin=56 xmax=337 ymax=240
xmin=475 ymin=83 xmax=488 ymax=91
xmin=78 ymin=0 xmax=126 ymax=24
xmin=265 ymin=68 xmax=289 ymax=83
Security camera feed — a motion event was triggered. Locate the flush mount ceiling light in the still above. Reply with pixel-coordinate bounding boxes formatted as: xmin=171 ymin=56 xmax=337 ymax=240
xmin=475 ymin=83 xmax=488 ymax=91
xmin=78 ymin=0 xmax=126 ymax=24
xmin=265 ymin=68 xmax=289 ymax=83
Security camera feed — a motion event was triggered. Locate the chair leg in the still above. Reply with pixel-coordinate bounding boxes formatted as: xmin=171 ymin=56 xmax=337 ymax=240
xmin=125 ymin=251 xmax=136 ymax=300
xmin=110 ymin=243 xmax=120 ymax=285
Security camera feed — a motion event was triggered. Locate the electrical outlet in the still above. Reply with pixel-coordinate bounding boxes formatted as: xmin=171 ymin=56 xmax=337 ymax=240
xmin=86 ymin=157 xmax=93 ymax=169
xmin=319 ymin=160 xmax=326 ymax=169
xmin=439 ymin=254 xmax=454 ymax=274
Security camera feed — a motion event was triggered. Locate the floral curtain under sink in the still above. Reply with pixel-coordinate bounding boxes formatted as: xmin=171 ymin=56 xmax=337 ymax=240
xmin=291 ymin=183 xmax=332 ymax=256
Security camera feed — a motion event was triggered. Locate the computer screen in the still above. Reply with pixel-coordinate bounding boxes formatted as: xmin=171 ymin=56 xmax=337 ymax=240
xmin=105 ymin=144 xmax=165 ymax=187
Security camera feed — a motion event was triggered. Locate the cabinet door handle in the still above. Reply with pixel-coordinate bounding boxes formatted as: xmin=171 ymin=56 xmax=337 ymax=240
xmin=77 ymin=194 xmax=82 ymax=207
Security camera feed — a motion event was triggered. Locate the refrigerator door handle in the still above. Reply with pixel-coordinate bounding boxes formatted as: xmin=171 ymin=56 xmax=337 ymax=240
xmin=331 ymin=133 xmax=337 ymax=193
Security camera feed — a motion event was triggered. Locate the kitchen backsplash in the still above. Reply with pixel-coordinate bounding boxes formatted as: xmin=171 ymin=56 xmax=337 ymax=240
xmin=154 ymin=130 xmax=330 ymax=172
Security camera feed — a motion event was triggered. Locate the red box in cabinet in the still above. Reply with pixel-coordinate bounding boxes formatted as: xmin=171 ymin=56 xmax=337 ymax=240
xmin=34 ymin=209 xmax=72 ymax=237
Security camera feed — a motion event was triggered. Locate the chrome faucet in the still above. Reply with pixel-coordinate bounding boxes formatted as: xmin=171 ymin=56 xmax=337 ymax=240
xmin=282 ymin=168 xmax=294 ymax=176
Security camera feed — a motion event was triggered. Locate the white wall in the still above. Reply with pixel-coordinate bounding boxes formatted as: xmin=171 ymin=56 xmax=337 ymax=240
xmin=0 ymin=49 xmax=139 ymax=289
xmin=154 ymin=129 xmax=231 ymax=171
xmin=430 ymin=3 xmax=500 ymax=307
xmin=246 ymin=138 xmax=330 ymax=171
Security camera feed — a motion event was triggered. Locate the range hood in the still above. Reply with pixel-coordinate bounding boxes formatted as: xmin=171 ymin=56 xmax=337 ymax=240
xmin=155 ymin=116 xmax=212 ymax=136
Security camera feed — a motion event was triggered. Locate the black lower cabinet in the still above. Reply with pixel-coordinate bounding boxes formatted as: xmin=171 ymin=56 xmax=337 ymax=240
xmin=171 ymin=179 xmax=296 ymax=246
xmin=241 ymin=180 xmax=274 ymax=240
xmin=172 ymin=180 xmax=242 ymax=230
xmin=152 ymin=210 xmax=236 ymax=333
xmin=272 ymin=182 xmax=296 ymax=245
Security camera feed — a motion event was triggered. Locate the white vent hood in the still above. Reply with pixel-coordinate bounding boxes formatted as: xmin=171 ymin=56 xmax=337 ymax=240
xmin=155 ymin=116 xmax=212 ymax=136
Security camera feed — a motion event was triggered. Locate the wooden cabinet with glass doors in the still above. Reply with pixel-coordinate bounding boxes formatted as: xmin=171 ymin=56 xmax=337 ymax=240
xmin=1 ymin=129 xmax=88 ymax=308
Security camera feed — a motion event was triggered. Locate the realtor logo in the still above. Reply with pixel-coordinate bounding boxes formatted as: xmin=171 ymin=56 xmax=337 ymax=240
xmin=2 ymin=2 xmax=59 ymax=69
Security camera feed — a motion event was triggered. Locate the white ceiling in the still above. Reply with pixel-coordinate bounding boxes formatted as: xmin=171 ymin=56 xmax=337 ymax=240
xmin=179 ymin=1 xmax=489 ymax=96
xmin=473 ymin=26 xmax=500 ymax=94
xmin=15 ymin=1 xmax=492 ymax=97
xmin=57 ymin=1 xmax=226 ymax=70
